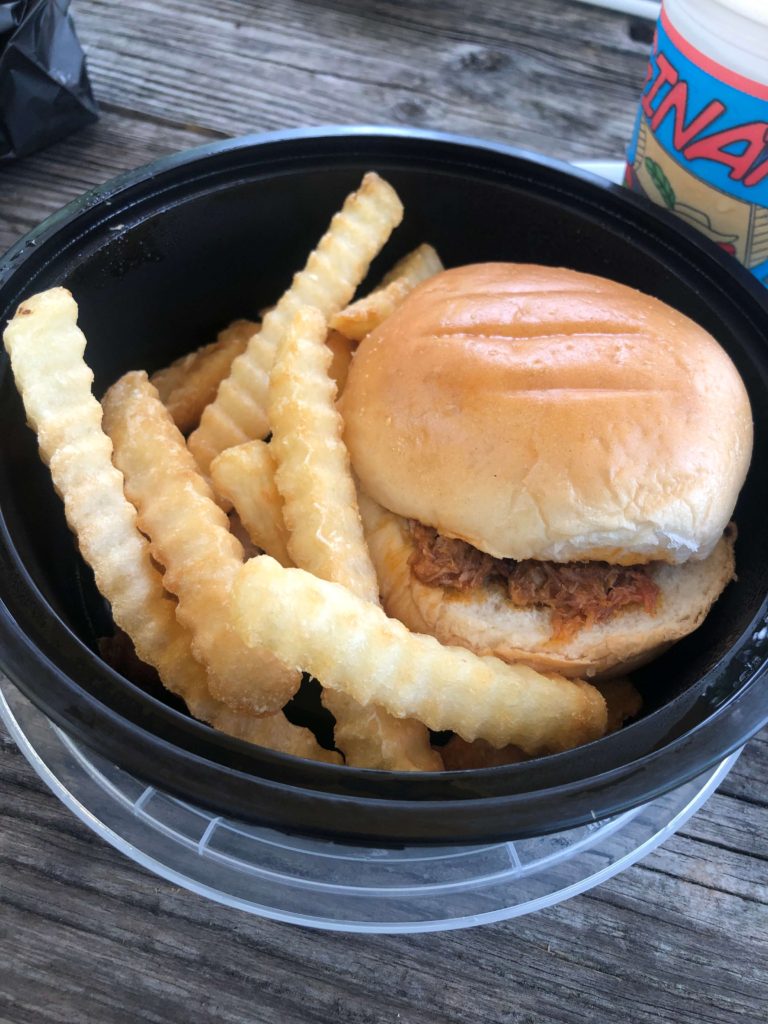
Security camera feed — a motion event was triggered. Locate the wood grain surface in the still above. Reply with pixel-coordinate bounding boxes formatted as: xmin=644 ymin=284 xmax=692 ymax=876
xmin=0 ymin=2 xmax=765 ymax=1022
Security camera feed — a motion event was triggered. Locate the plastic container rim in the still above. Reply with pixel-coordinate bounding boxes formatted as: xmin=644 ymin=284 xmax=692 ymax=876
xmin=0 ymin=124 xmax=766 ymax=831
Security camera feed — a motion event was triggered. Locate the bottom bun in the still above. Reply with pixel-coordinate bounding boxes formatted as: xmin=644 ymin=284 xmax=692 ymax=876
xmin=359 ymin=494 xmax=736 ymax=680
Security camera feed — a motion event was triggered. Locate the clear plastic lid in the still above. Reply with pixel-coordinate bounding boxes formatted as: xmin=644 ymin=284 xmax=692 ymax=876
xmin=0 ymin=674 xmax=740 ymax=934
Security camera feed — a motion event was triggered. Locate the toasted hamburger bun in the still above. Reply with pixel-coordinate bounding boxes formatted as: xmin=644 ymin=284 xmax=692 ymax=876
xmin=341 ymin=263 xmax=752 ymax=566
xmin=358 ymin=493 xmax=735 ymax=679
xmin=341 ymin=263 xmax=751 ymax=677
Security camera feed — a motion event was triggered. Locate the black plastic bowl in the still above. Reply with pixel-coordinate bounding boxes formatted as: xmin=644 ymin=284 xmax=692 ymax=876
xmin=1 ymin=127 xmax=766 ymax=845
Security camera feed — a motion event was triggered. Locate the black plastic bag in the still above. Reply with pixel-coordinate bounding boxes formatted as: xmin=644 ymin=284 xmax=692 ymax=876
xmin=0 ymin=0 xmax=98 ymax=163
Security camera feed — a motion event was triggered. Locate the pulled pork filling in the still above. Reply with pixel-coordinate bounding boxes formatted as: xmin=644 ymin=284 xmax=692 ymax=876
xmin=408 ymin=522 xmax=661 ymax=640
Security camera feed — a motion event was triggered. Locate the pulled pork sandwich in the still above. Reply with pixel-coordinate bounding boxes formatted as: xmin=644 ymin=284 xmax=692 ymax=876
xmin=340 ymin=263 xmax=753 ymax=679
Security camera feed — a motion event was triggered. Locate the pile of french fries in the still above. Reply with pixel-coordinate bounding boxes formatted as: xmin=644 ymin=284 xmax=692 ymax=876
xmin=4 ymin=172 xmax=626 ymax=772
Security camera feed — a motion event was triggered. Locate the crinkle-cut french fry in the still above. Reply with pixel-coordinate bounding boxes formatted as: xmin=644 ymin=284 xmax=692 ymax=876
xmin=356 ymin=489 xmax=435 ymax=634
xmin=440 ymin=736 xmax=528 ymax=771
xmin=211 ymin=440 xmax=293 ymax=567
xmin=2 ymin=289 xmax=332 ymax=761
xmin=268 ymin=305 xmax=440 ymax=771
xmin=3 ymin=289 xmax=212 ymax=706
xmin=326 ymin=329 xmax=354 ymax=394
xmin=234 ymin=556 xmax=609 ymax=754
xmin=595 ymin=677 xmax=643 ymax=733
xmin=102 ymin=370 xmax=300 ymax=715
xmin=330 ymin=243 xmax=444 ymax=341
xmin=151 ymin=319 xmax=255 ymax=433
xmin=191 ymin=696 xmax=341 ymax=763
xmin=380 ymin=242 xmax=444 ymax=287
xmin=187 ymin=172 xmax=403 ymax=474
xmin=100 ymin=628 xmax=337 ymax=762
xmin=209 ymin=328 xmax=353 ymax=563
xmin=269 ymin=305 xmax=380 ymax=604
xmin=322 ymin=689 xmax=443 ymax=771
xmin=211 ymin=430 xmax=437 ymax=768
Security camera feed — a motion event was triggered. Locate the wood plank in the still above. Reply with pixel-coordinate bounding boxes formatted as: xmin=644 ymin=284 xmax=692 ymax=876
xmin=0 ymin=0 xmax=654 ymax=254
xmin=1 ymin=724 xmax=766 ymax=1024
xmin=718 ymin=732 xmax=768 ymax=806
xmin=0 ymin=111 xmax=217 ymax=253
xmin=2 ymin=834 xmax=766 ymax=1024
xmin=72 ymin=0 xmax=648 ymax=158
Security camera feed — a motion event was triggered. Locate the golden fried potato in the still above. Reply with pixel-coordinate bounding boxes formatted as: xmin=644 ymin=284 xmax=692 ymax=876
xmin=326 ymin=328 xmax=354 ymax=394
xmin=234 ymin=556 xmax=609 ymax=754
xmin=3 ymin=289 xmax=334 ymax=761
xmin=330 ymin=243 xmax=444 ymax=341
xmin=195 ymin=700 xmax=341 ymax=762
xmin=187 ymin=172 xmax=403 ymax=474
xmin=321 ymin=689 xmax=443 ymax=771
xmin=102 ymin=371 xmax=300 ymax=715
xmin=440 ymin=736 xmax=528 ymax=771
xmin=98 ymin=626 xmax=336 ymax=758
xmin=3 ymin=288 xmax=210 ymax=707
xmin=269 ymin=305 xmax=380 ymax=604
xmin=595 ymin=677 xmax=643 ymax=732
xmin=210 ymin=440 xmax=292 ymax=567
xmin=268 ymin=306 xmax=440 ymax=770
xmin=151 ymin=318 xmax=255 ymax=433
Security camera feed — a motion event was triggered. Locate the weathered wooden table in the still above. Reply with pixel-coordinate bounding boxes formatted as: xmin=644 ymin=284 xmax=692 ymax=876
xmin=1 ymin=2 xmax=765 ymax=1021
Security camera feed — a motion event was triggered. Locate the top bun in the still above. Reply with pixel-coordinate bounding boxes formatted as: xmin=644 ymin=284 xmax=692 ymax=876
xmin=341 ymin=263 xmax=753 ymax=564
